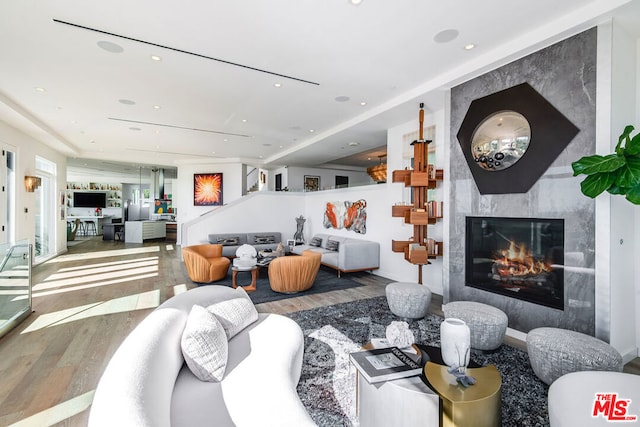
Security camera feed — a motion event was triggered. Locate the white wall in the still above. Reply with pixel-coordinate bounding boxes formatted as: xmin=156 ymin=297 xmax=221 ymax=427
xmin=607 ymin=21 xmax=639 ymax=361
xmin=285 ymin=166 xmax=373 ymax=191
xmin=181 ymin=191 xmax=306 ymax=247
xmin=0 ymin=120 xmax=68 ymax=259
xmin=174 ymin=161 xmax=244 ymax=232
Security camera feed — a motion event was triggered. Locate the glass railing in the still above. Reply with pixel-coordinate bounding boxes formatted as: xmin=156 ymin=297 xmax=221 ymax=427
xmin=0 ymin=240 xmax=32 ymax=339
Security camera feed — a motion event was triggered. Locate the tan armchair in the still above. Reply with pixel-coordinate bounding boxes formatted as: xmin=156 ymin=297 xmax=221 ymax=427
xmin=268 ymin=250 xmax=322 ymax=293
xmin=182 ymin=244 xmax=231 ymax=283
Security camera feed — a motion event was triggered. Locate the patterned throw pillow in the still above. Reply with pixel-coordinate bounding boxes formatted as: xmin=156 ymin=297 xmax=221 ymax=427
xmin=309 ymin=236 xmax=323 ymax=247
xmin=207 ymin=287 xmax=259 ymax=339
xmin=254 ymin=235 xmax=276 ymax=244
xmin=326 ymin=239 xmax=339 ymax=251
xmin=217 ymin=237 xmax=239 ymax=246
xmin=181 ymin=305 xmax=228 ymax=382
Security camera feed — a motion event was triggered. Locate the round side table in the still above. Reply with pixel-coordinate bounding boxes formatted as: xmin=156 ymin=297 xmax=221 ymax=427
xmin=424 ymin=362 xmax=502 ymax=427
xmin=231 ymin=266 xmax=258 ymax=292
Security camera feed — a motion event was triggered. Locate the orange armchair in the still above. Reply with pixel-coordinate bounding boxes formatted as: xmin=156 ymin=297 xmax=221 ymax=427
xmin=268 ymin=250 xmax=322 ymax=293
xmin=182 ymin=244 xmax=231 ymax=283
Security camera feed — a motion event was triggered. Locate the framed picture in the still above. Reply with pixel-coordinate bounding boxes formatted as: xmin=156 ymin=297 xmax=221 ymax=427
xmin=304 ymin=175 xmax=320 ymax=192
xmin=286 ymin=239 xmax=295 ymax=248
xmin=194 ymin=173 xmax=223 ymax=206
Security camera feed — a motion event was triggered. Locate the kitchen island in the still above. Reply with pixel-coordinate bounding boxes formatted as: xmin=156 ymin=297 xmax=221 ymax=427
xmin=124 ymin=221 xmax=166 ymax=243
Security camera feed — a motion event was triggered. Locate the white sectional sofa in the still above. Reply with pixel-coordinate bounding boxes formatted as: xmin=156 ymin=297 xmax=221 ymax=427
xmin=291 ymin=232 xmax=379 ymax=277
xmin=89 ymin=285 xmax=315 ymax=427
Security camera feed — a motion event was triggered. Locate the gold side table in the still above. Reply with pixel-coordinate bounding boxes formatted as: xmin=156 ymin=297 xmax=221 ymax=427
xmin=424 ymin=362 xmax=502 ymax=427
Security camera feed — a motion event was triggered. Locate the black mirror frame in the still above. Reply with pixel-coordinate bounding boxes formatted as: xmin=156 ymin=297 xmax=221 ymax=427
xmin=456 ymin=82 xmax=579 ymax=194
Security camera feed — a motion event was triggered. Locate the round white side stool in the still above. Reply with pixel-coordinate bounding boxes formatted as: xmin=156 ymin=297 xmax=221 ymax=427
xmin=385 ymin=282 xmax=432 ymax=319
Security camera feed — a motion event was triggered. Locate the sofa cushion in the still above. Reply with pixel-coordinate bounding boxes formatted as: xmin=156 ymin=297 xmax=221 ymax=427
xmin=181 ymin=305 xmax=228 ymax=382
xmin=309 ymin=236 xmax=322 ymax=247
xmin=325 ymin=239 xmax=339 ymax=251
xmin=207 ymin=287 xmax=258 ymax=339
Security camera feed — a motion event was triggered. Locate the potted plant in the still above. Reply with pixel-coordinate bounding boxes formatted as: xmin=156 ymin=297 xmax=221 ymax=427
xmin=572 ymin=125 xmax=640 ymax=204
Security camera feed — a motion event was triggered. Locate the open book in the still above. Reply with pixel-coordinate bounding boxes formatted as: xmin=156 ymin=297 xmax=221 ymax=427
xmin=349 ymin=346 xmax=422 ymax=384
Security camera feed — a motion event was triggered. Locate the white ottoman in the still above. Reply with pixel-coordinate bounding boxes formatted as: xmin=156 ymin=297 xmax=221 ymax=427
xmin=385 ymin=282 xmax=432 ymax=319
xmin=527 ymin=327 xmax=623 ymax=385
xmin=442 ymin=301 xmax=508 ymax=351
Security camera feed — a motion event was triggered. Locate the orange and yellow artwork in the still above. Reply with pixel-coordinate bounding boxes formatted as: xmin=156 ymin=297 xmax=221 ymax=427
xmin=194 ymin=173 xmax=223 ymax=206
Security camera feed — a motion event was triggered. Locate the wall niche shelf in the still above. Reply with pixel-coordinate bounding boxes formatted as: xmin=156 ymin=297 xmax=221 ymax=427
xmin=391 ymin=106 xmax=444 ymax=284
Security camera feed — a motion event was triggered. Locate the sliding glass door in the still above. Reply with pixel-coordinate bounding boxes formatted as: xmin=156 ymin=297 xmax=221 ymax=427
xmin=35 ymin=157 xmax=56 ymax=262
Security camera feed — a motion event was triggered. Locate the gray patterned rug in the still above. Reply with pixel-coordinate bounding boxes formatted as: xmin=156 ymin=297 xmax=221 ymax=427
xmin=286 ymin=296 xmax=549 ymax=427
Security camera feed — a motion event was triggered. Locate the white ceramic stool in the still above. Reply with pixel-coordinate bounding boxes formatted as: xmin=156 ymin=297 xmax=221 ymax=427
xmin=385 ymin=282 xmax=432 ymax=319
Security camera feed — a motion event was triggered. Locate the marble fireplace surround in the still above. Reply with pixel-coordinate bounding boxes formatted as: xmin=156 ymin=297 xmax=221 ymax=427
xmin=447 ymin=27 xmax=599 ymax=336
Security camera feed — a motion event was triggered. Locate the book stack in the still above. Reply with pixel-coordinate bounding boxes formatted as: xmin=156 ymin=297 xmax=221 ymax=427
xmin=349 ymin=346 xmax=422 ymax=384
xmin=425 ymin=201 xmax=443 ymax=218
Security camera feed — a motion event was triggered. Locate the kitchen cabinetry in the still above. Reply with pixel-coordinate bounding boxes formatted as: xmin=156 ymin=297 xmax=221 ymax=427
xmin=391 ymin=139 xmax=443 ymax=284
xmin=124 ymin=221 xmax=166 ymax=243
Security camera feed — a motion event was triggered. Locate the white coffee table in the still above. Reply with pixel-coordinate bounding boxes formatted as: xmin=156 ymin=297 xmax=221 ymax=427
xmin=355 ymin=343 xmax=439 ymax=427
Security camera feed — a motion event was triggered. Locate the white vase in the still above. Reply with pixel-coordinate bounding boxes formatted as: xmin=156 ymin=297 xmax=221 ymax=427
xmin=440 ymin=318 xmax=471 ymax=369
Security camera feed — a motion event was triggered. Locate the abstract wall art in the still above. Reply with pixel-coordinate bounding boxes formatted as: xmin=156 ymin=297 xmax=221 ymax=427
xmin=194 ymin=173 xmax=223 ymax=206
xmin=323 ymin=199 xmax=367 ymax=234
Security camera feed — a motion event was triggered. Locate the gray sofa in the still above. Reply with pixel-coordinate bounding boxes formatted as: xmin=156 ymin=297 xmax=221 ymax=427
xmin=208 ymin=232 xmax=286 ymax=257
xmin=291 ymin=232 xmax=379 ymax=277
xmin=89 ymin=285 xmax=314 ymax=427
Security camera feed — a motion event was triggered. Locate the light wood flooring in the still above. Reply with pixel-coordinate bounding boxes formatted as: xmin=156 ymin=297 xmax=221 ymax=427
xmin=0 ymin=237 xmax=637 ymax=426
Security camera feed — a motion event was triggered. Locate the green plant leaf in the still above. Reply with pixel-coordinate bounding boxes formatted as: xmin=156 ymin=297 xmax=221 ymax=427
xmin=615 ymin=156 xmax=640 ymax=187
xmin=625 ymin=184 xmax=640 ymax=204
xmin=625 ymin=132 xmax=640 ymax=156
xmin=616 ymin=125 xmax=635 ymax=153
xmin=571 ymin=154 xmax=625 ymax=176
xmin=607 ymin=185 xmax=630 ymax=195
xmin=580 ymin=172 xmax=617 ymax=198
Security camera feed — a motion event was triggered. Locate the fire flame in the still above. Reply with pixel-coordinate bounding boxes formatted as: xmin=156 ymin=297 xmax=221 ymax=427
xmin=494 ymin=240 xmax=552 ymax=277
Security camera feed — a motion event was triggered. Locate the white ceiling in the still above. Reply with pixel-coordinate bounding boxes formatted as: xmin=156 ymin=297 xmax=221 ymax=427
xmin=1 ymin=0 xmax=638 ymax=177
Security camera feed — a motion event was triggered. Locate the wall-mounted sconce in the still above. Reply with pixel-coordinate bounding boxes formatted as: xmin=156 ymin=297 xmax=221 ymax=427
xmin=24 ymin=176 xmax=42 ymax=192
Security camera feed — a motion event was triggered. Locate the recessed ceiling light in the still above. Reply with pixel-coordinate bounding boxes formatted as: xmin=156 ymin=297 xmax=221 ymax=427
xmin=97 ymin=40 xmax=124 ymax=53
xmin=70 ymin=120 xmax=77 ymax=125
xmin=34 ymin=87 xmax=46 ymax=93
xmin=335 ymin=96 xmax=350 ymax=102
xmin=242 ymin=119 xmax=248 ymax=123
xmin=150 ymin=55 xmax=162 ymax=61
xmin=259 ymin=155 xmax=264 ymax=159
xmin=350 ymin=0 xmax=363 ymax=5
xmin=119 ymin=99 xmax=136 ymax=105
xmin=433 ymin=29 xmax=459 ymax=44
xmin=212 ymin=151 xmax=216 ymax=154
xmin=223 ymin=139 xmax=228 ymax=142
xmin=274 ymin=83 xmax=282 ymax=88
xmin=360 ymin=101 xmax=367 ymax=106
xmin=309 ymin=129 xmax=315 ymax=133
xmin=348 ymin=141 xmax=359 ymax=146
xmin=279 ymin=145 xmax=283 ymax=148
xmin=464 ymin=43 xmax=476 ymax=50
xmin=153 ymin=105 xmax=161 ymax=109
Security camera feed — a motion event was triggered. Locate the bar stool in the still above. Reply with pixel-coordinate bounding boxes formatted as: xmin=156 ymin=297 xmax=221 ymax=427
xmin=83 ymin=219 xmax=98 ymax=236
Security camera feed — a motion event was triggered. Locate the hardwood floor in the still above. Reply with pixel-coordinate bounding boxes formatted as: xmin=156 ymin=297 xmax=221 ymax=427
xmin=0 ymin=237 xmax=637 ymax=426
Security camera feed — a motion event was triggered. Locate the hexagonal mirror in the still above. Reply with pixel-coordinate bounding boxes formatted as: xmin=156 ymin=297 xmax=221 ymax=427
xmin=471 ymin=111 xmax=531 ymax=171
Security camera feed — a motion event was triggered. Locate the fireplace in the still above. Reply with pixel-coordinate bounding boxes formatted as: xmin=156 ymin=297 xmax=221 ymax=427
xmin=465 ymin=216 xmax=564 ymax=310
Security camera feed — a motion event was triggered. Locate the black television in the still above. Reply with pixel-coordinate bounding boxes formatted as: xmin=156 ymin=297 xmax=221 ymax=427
xmin=74 ymin=191 xmax=107 ymax=208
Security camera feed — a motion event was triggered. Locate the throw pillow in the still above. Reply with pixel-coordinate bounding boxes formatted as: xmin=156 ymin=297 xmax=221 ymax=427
xmin=310 ymin=236 xmax=322 ymax=247
xmin=254 ymin=235 xmax=276 ymax=244
xmin=207 ymin=288 xmax=259 ymax=339
xmin=326 ymin=239 xmax=339 ymax=251
xmin=218 ymin=237 xmax=239 ymax=246
xmin=181 ymin=305 xmax=228 ymax=382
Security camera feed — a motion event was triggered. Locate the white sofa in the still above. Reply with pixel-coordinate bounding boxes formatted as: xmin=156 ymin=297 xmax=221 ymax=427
xmin=89 ymin=285 xmax=315 ymax=427
xmin=291 ymin=233 xmax=379 ymax=277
